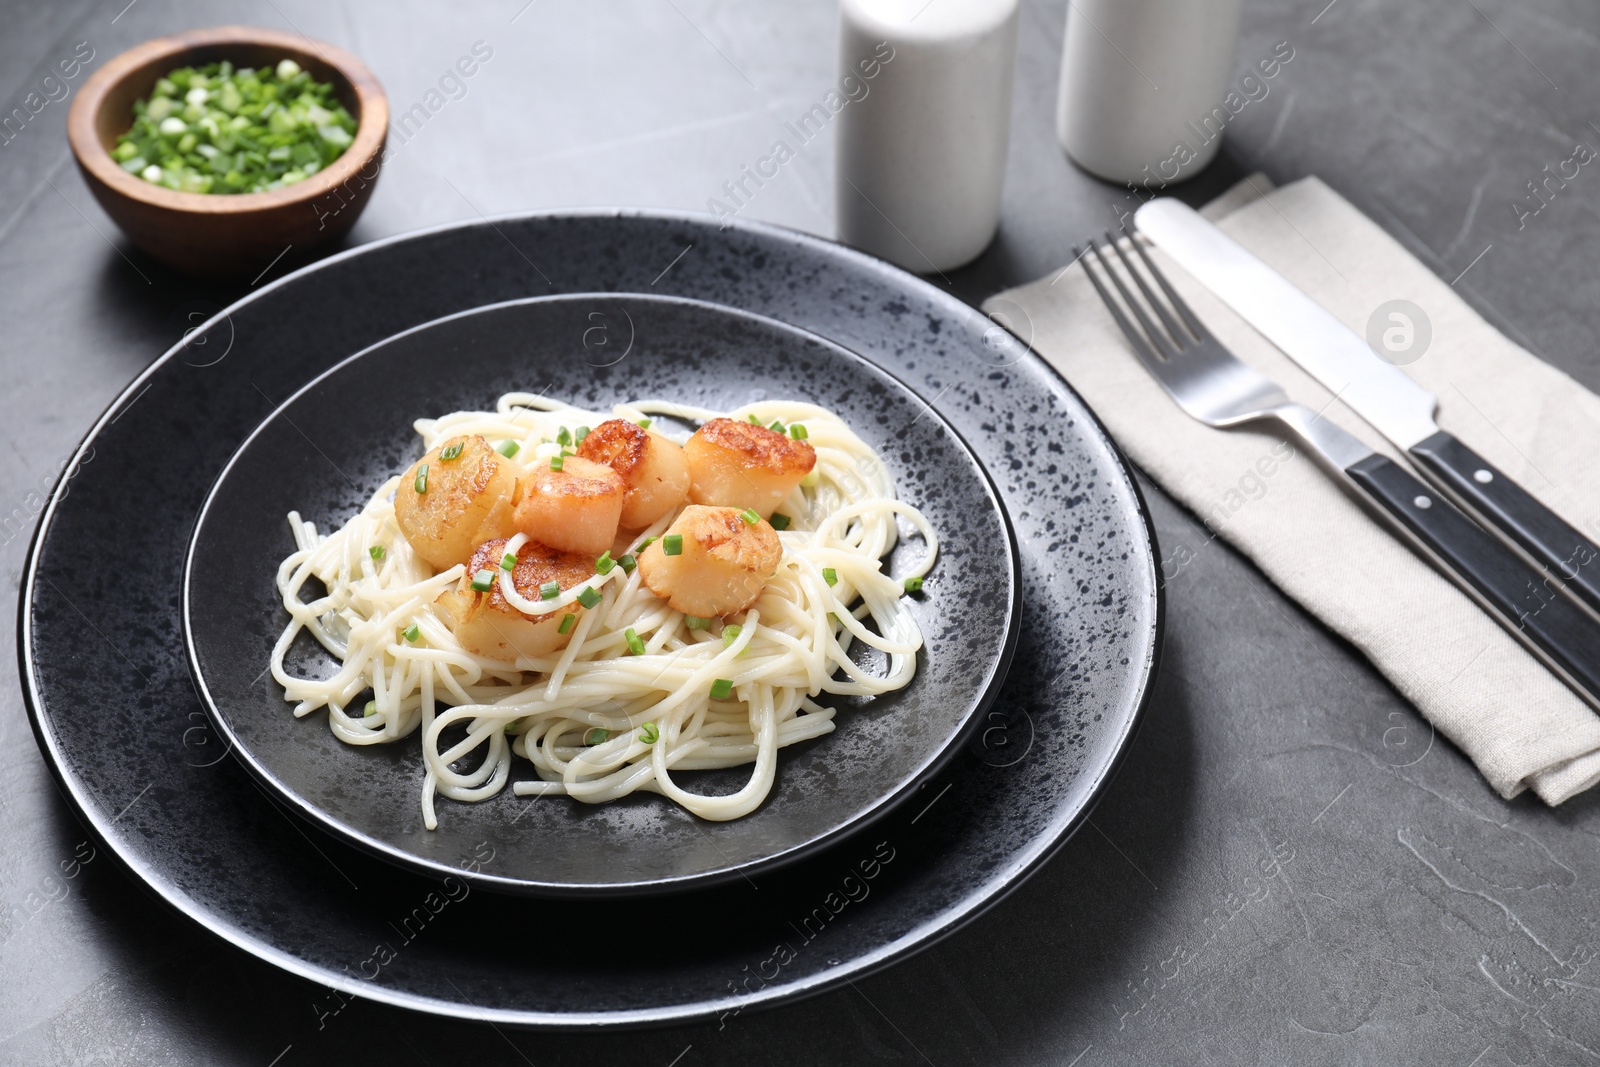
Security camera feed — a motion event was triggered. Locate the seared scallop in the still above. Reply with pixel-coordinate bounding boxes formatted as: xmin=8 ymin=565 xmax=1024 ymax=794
xmin=513 ymin=455 xmax=625 ymax=557
xmin=684 ymin=418 xmax=815 ymax=518
xmin=394 ymin=435 xmax=520 ymax=570
xmin=638 ymin=505 xmax=782 ymax=617
xmin=575 ymin=419 xmax=692 ymax=529
xmin=437 ymin=538 xmax=595 ymax=660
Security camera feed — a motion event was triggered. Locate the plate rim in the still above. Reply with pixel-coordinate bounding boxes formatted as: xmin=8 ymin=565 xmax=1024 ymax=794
xmin=180 ymin=289 xmax=1024 ymax=897
xmin=19 ymin=207 xmax=1163 ymax=1029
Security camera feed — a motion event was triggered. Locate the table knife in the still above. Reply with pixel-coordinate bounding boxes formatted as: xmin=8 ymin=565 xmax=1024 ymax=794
xmin=1135 ymin=197 xmax=1600 ymax=618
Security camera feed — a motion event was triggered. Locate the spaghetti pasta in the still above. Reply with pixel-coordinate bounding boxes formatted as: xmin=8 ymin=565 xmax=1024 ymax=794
xmin=270 ymin=394 xmax=936 ymax=826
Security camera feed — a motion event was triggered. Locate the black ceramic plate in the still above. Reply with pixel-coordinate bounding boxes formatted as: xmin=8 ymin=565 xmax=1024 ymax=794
xmin=22 ymin=211 xmax=1160 ymax=1027
xmin=185 ymin=294 xmax=1020 ymax=894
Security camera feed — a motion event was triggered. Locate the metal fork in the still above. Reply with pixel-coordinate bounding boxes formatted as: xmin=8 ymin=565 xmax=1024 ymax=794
xmin=1079 ymin=229 xmax=1600 ymax=712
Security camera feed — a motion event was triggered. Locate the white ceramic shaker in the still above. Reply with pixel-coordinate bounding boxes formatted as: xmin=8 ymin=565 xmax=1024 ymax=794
xmin=1056 ymin=0 xmax=1245 ymax=185
xmin=835 ymin=0 xmax=1020 ymax=273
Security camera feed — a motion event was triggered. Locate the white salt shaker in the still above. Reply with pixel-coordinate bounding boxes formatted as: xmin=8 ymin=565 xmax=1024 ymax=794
xmin=1056 ymin=0 xmax=1245 ymax=186
xmin=835 ymin=0 xmax=1020 ymax=273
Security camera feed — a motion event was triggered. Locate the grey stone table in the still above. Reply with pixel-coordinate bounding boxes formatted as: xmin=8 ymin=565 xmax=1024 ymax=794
xmin=4 ymin=0 xmax=1599 ymax=1063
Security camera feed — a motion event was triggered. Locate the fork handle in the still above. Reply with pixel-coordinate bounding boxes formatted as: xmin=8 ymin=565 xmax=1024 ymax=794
xmin=1346 ymin=454 xmax=1600 ymax=707
xmin=1407 ymin=430 xmax=1600 ymax=617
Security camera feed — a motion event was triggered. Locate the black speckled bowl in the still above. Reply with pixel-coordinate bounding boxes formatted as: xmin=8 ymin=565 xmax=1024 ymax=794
xmin=23 ymin=211 xmax=1160 ymax=1028
xmin=184 ymin=294 xmax=1020 ymax=895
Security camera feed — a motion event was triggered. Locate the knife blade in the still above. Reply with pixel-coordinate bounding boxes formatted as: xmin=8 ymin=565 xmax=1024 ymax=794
xmin=1135 ymin=197 xmax=1600 ymax=617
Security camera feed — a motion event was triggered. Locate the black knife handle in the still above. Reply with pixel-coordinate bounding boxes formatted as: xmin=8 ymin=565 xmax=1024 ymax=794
xmin=1346 ymin=454 xmax=1600 ymax=704
xmin=1409 ymin=430 xmax=1600 ymax=616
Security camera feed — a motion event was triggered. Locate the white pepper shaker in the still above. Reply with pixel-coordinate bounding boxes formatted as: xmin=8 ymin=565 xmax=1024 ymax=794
xmin=1056 ymin=0 xmax=1245 ymax=186
xmin=835 ymin=0 xmax=1020 ymax=273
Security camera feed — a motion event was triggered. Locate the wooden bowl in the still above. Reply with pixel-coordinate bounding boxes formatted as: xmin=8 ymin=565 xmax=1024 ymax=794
xmin=67 ymin=26 xmax=388 ymax=276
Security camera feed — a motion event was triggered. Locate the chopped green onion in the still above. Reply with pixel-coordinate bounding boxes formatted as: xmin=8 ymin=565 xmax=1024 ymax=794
xmin=822 ymin=567 xmax=838 ymax=586
xmin=556 ymin=426 xmax=572 ymax=447
xmin=625 ymin=628 xmax=646 ymax=655
xmin=904 ymin=576 xmax=924 ymax=594
xmin=663 ymin=534 xmax=683 ymax=556
xmin=558 ymin=613 xmax=577 ymax=635
xmin=747 ymin=414 xmax=762 ymax=424
xmin=685 ymin=615 xmax=710 ymax=630
xmin=540 ymin=581 xmax=560 ymax=600
xmin=364 ymin=700 xmax=377 ymax=717
xmin=112 ymin=58 xmax=358 ymax=195
xmin=439 ymin=442 xmax=463 ymax=461
xmin=770 ymin=513 xmax=791 ymax=531
xmin=639 ymin=721 xmax=659 ymax=744
xmin=402 ymin=623 xmax=420 ymax=642
xmin=595 ymin=551 xmax=616 ymax=575
xmin=722 ymin=624 xmax=743 ymax=648
xmin=789 ymin=424 xmax=808 ymax=441
xmin=618 ymin=554 xmax=637 ymax=575
xmin=740 ymin=507 xmax=761 ymax=526
xmin=550 ymin=455 xmax=564 ymax=472
xmin=637 ymin=418 xmax=652 ymax=430
xmin=575 ymin=426 xmax=590 ymax=445
xmin=577 ymin=586 xmax=602 ymax=609
xmin=635 ymin=536 xmax=657 ymax=552
xmin=584 ymin=727 xmax=609 ymax=745
xmin=497 ymin=439 xmax=521 ymax=458
xmin=769 ymin=420 xmax=786 ymax=434
xmin=470 ymin=569 xmax=496 ymax=592
xmin=368 ymin=545 xmax=385 ymax=562
xmin=710 ymin=678 xmax=734 ymax=699
xmin=414 ymin=464 xmax=429 ymax=494
xmin=501 ymin=552 xmax=517 ymax=570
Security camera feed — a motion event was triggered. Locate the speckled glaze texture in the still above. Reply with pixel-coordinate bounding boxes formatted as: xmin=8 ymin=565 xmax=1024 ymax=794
xmin=21 ymin=211 xmax=1161 ymax=1028
xmin=185 ymin=295 xmax=1021 ymax=893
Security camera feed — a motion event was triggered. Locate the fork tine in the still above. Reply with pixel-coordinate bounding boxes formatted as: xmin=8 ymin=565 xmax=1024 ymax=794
xmin=1127 ymin=229 xmax=1209 ymax=341
xmin=1106 ymin=231 xmax=1190 ymax=350
xmin=1077 ymin=243 xmax=1166 ymax=368
xmin=1088 ymin=238 xmax=1176 ymax=360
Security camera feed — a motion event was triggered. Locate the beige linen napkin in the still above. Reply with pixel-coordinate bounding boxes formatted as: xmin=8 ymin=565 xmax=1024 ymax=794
xmin=987 ymin=175 xmax=1600 ymax=804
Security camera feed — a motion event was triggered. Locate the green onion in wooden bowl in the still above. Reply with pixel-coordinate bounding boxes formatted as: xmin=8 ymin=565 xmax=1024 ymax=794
xmin=67 ymin=26 xmax=388 ymax=274
xmin=112 ymin=57 xmax=357 ymax=195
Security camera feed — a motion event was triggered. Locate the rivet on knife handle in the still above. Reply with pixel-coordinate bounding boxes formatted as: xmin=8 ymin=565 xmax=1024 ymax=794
xmin=1408 ymin=430 xmax=1600 ymax=617
xmin=1346 ymin=453 xmax=1600 ymax=702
